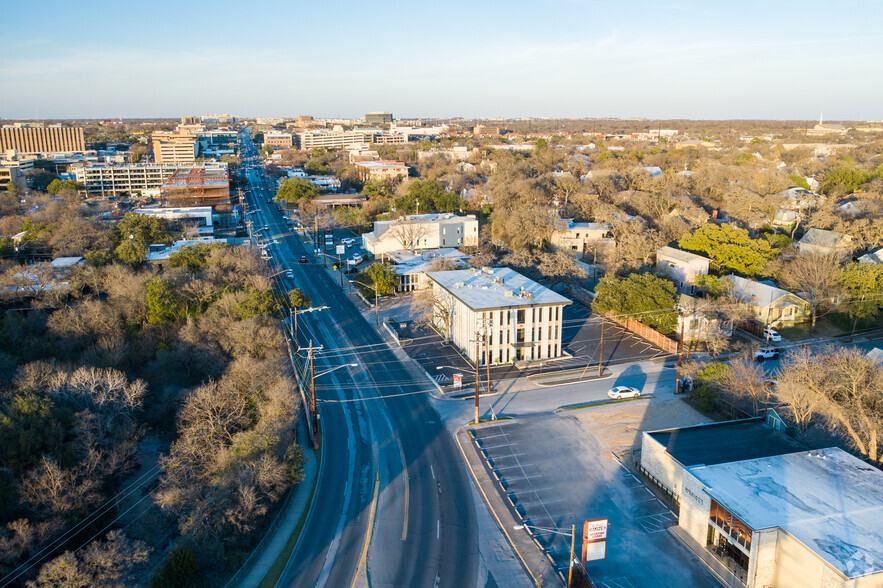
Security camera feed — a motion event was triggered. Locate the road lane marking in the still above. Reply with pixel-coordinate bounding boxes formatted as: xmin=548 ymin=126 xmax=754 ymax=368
xmin=351 ymin=468 xmax=380 ymax=588
xmin=430 ymin=464 xmax=435 ymax=479
xmin=397 ymin=438 xmax=409 ymax=541
xmin=437 ymin=519 xmax=440 ymax=539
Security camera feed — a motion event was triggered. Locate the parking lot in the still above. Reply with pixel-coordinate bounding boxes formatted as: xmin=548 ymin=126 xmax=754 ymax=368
xmin=391 ymin=300 xmax=671 ymax=393
xmin=471 ymin=398 xmax=718 ymax=587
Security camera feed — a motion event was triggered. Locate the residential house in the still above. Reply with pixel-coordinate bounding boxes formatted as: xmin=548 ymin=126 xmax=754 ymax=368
xmin=426 ymin=267 xmax=571 ymax=364
xmin=362 ymin=213 xmax=479 ymax=256
xmin=778 ymin=187 xmax=826 ymax=211
xmin=550 ymin=220 xmax=614 ymax=258
xmin=858 ymin=247 xmax=883 ymax=264
xmin=771 ymin=209 xmax=800 ymax=228
xmin=797 ymin=227 xmax=853 ymax=258
xmin=655 ymin=247 xmax=710 ymax=294
xmin=723 ymin=275 xmax=810 ymax=326
xmin=353 ymin=160 xmax=409 ymax=182
xmin=677 ymin=294 xmax=733 ymax=342
xmin=387 ymin=248 xmax=470 ymax=292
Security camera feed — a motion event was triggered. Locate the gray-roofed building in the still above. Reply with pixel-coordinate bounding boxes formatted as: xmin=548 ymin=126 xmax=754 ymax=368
xmin=678 ymin=447 xmax=883 ymax=587
xmin=858 ymin=247 xmax=883 ymax=265
xmin=656 ymin=246 xmax=710 ymax=293
xmin=387 ymin=248 xmax=470 ymax=292
xmin=771 ymin=209 xmax=800 ymax=228
xmin=797 ymin=227 xmax=854 ymax=258
xmin=723 ymin=275 xmax=810 ymax=326
xmin=426 ymin=267 xmax=571 ymax=364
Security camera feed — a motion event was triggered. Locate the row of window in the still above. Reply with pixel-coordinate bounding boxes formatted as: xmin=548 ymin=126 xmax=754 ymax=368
xmin=709 ymin=499 xmax=752 ymax=551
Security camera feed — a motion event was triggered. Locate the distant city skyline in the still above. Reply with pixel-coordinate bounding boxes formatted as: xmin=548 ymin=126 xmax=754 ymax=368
xmin=2 ymin=0 xmax=882 ymax=120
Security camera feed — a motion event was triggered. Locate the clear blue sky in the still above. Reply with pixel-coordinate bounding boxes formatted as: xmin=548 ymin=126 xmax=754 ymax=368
xmin=2 ymin=0 xmax=882 ymax=120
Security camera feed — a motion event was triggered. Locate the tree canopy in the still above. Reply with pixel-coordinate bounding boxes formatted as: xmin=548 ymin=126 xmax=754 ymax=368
xmin=678 ymin=223 xmax=773 ymax=276
xmin=592 ymin=273 xmax=678 ymax=333
xmin=276 ymin=178 xmax=319 ymax=204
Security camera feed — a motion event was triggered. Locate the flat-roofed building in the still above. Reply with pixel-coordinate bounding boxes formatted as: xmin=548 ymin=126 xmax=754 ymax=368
xmin=151 ymin=131 xmax=197 ymax=164
xmin=642 ymin=419 xmax=883 ymax=588
xmin=365 ymin=111 xmax=393 ymax=126
xmin=299 ymin=130 xmax=375 ymax=151
xmin=550 ymin=220 xmax=614 ymax=257
xmin=159 ymin=168 xmax=233 ymax=227
xmin=0 ymin=124 xmax=85 ymax=155
xmin=353 ymin=160 xmax=409 ymax=182
xmin=362 ymin=213 xmax=479 ymax=255
xmin=134 ymin=206 xmax=214 ymax=235
xmin=426 ymin=267 xmax=571 ymax=364
xmin=0 ymin=165 xmax=24 ymax=189
xmin=264 ymin=131 xmax=293 ymax=150
xmin=656 ymin=246 xmax=710 ymax=294
xmin=311 ymin=193 xmax=367 ymax=209
xmin=74 ymin=162 xmax=227 ymax=197
xmin=387 ymin=248 xmax=470 ymax=292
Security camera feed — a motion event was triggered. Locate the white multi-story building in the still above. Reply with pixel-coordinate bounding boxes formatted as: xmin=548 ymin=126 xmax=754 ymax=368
xmin=362 ymin=213 xmax=479 ymax=256
xmin=426 ymin=267 xmax=571 ymax=364
xmin=550 ymin=220 xmax=614 ymax=257
xmin=299 ymin=130 xmax=375 ymax=150
xmin=74 ymin=162 xmax=227 ymax=197
xmin=656 ymin=246 xmax=710 ymax=294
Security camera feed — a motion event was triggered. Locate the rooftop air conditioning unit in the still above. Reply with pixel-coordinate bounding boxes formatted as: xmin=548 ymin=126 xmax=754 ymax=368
xmin=454 ymin=281 xmax=465 ymax=288
xmin=494 ymin=277 xmax=504 ymax=284
xmin=503 ymin=289 xmax=514 ymax=297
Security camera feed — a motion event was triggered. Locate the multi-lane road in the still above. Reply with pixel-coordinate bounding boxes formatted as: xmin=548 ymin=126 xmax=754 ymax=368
xmin=236 ymin=132 xmax=480 ymax=588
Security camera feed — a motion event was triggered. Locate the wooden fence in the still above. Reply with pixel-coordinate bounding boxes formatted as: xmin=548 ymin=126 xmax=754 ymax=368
xmin=605 ymin=311 xmax=679 ymax=354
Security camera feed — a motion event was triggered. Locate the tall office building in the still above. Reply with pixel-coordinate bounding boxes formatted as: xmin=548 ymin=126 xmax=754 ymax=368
xmin=365 ymin=111 xmax=393 ymax=125
xmin=151 ymin=131 xmax=198 ymax=164
xmin=0 ymin=123 xmax=86 ymax=155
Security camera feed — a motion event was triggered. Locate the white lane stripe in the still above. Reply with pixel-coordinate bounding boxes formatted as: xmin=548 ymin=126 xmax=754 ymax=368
xmin=430 ymin=464 xmax=435 ymax=480
xmin=437 ymin=519 xmax=440 ymax=539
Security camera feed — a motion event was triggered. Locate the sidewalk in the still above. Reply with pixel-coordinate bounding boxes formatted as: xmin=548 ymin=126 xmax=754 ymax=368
xmin=229 ymin=419 xmax=320 ymax=588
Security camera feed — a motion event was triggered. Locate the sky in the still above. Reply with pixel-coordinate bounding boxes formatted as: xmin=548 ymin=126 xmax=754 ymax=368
xmin=1 ymin=0 xmax=882 ymax=120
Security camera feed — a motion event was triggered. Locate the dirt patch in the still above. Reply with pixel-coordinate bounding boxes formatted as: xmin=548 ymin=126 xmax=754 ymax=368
xmin=573 ymin=397 xmax=710 ymax=455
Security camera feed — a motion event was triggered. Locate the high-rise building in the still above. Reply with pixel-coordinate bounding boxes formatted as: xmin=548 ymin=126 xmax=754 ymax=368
xmin=264 ymin=131 xmax=293 ymax=150
xmin=0 ymin=123 xmax=86 ymax=155
xmin=151 ymin=131 xmax=197 ymax=164
xmin=299 ymin=130 xmax=376 ymax=150
xmin=365 ymin=111 xmax=393 ymax=125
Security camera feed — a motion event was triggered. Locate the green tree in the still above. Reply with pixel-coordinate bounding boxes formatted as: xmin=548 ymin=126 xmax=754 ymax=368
xmin=84 ymin=248 xmax=115 ymax=267
xmin=116 ymin=212 xmax=172 ymax=246
xmin=152 ymin=545 xmax=198 ymax=588
xmin=0 ymin=394 xmax=73 ymax=473
xmin=46 ymin=178 xmax=84 ymax=196
xmin=841 ymin=262 xmax=883 ymax=335
xmin=234 ymin=287 xmax=281 ymax=319
xmin=363 ymin=262 xmax=398 ymax=297
xmin=115 ymin=238 xmax=148 ymax=265
xmin=304 ymin=158 xmax=329 ymax=175
xmin=276 ymin=178 xmax=319 ymax=205
xmin=6 ymin=180 xmax=17 ymax=194
xmin=362 ymin=179 xmax=393 ymax=200
xmin=288 ymin=288 xmax=311 ymax=309
xmin=168 ymin=243 xmax=224 ymax=272
xmin=145 ymin=276 xmax=186 ymax=323
xmin=678 ymin=223 xmax=773 ymax=276
xmin=592 ymin=273 xmax=678 ymax=333
xmin=789 ymin=174 xmax=811 ymax=190
xmin=536 ymin=138 xmax=548 ymax=150
xmin=394 ymin=178 xmax=449 ymax=214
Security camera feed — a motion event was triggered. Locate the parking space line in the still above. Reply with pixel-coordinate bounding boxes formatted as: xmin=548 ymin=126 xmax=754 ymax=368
xmin=493 ymin=463 xmax=535 ymax=471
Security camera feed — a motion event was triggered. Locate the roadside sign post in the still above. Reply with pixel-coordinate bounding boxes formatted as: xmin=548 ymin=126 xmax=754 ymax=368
xmin=336 ymin=244 xmax=345 ymax=286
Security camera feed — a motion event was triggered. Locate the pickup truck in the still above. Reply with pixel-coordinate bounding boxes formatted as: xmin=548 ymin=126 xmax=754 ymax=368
xmin=754 ymin=347 xmax=780 ymax=361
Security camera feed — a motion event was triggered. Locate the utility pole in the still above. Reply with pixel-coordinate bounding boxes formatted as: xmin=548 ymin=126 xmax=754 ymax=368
xmin=309 ymin=341 xmax=318 ymax=446
xmin=292 ymin=306 xmax=298 ymax=346
xmin=568 ymin=523 xmax=575 ymax=588
xmin=474 ymin=335 xmax=480 ymax=425
xmin=484 ymin=318 xmax=491 ymax=395
xmin=676 ymin=318 xmax=684 ymax=394
xmin=598 ymin=316 xmax=604 ymax=377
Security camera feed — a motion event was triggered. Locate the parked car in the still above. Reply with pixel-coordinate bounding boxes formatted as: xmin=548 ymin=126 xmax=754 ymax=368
xmin=607 ymin=386 xmax=641 ymax=399
xmin=754 ymin=347 xmax=781 ymax=361
xmin=351 ymin=253 xmax=363 ymax=265
xmin=762 ymin=327 xmax=782 ymax=342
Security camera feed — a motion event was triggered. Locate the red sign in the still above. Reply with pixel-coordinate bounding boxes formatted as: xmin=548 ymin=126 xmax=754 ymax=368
xmin=453 ymin=373 xmax=463 ymax=388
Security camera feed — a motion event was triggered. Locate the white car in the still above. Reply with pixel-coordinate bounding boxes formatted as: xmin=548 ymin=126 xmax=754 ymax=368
xmin=754 ymin=347 xmax=781 ymax=361
xmin=607 ymin=386 xmax=641 ymax=399
xmin=763 ymin=327 xmax=782 ymax=342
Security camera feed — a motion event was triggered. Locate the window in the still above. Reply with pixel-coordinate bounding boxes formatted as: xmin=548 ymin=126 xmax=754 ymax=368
xmin=517 ymin=309 xmax=525 ymax=323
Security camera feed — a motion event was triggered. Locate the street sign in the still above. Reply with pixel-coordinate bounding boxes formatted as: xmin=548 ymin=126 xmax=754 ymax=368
xmin=582 ymin=518 xmax=608 ymax=563
xmin=453 ymin=373 xmax=463 ymax=388
xmin=336 ymin=245 xmax=346 ymax=255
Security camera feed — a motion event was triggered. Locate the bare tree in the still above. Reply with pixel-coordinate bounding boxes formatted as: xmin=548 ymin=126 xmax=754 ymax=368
xmin=775 ymin=347 xmax=825 ymax=433
xmin=411 ymin=287 xmax=456 ymax=341
xmin=722 ymin=354 xmax=769 ymax=416
xmin=778 ymin=252 xmax=843 ymax=329
xmin=387 ymin=219 xmax=429 ymax=250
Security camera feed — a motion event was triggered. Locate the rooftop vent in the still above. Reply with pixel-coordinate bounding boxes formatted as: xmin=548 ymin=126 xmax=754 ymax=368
xmin=503 ymin=289 xmax=514 ymax=297
xmin=454 ymin=281 xmax=464 ymax=288
xmin=494 ymin=277 xmax=504 ymax=284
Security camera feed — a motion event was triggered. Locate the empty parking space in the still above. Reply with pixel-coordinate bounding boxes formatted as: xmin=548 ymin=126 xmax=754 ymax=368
xmin=470 ymin=399 xmax=717 ymax=587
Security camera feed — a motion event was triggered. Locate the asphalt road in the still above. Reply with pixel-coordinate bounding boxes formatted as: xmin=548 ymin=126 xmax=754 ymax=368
xmin=237 ymin=133 xmax=480 ymax=588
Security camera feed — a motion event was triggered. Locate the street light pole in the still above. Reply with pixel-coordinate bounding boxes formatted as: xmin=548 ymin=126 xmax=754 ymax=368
xmin=568 ymin=523 xmax=575 ymax=588
xmin=474 ymin=336 xmax=480 ymax=425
